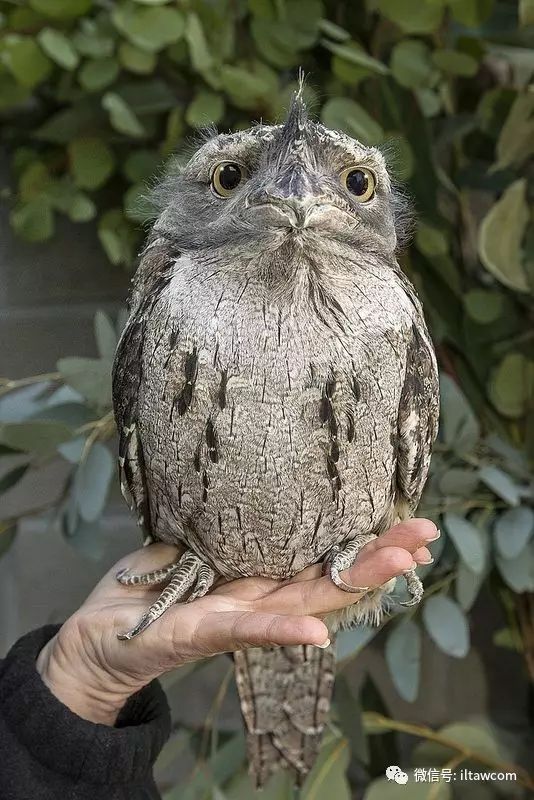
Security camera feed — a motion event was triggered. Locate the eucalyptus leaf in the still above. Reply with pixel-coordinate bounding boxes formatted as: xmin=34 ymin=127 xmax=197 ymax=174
xmin=478 ymin=465 xmax=522 ymax=506
xmin=494 ymin=93 xmax=534 ymax=170
xmin=321 ymin=98 xmax=383 ymax=144
xmin=94 ymin=310 xmax=118 ymax=361
xmin=478 ymin=179 xmax=530 ymax=294
xmin=443 ymin=512 xmax=485 ymax=574
xmin=0 ymin=421 xmax=73 ymax=456
xmin=57 ymin=357 xmax=112 ymax=410
xmin=113 ymin=3 xmax=184 ymax=53
xmin=37 ymin=28 xmax=79 ymax=70
xmin=364 ymin=777 xmax=451 ymax=799
xmin=78 ymin=58 xmax=119 ymax=92
xmin=488 ymin=353 xmax=534 ymax=420
xmin=422 ymin=594 xmax=470 ymax=658
xmin=439 ymin=374 xmax=480 ymax=455
xmin=376 ymin=0 xmax=443 ymax=34
xmin=102 ymin=92 xmax=145 ymax=137
xmin=76 ymin=442 xmax=114 ymax=522
xmin=496 ymin=545 xmax=534 ymax=592
xmin=385 ymin=619 xmax=421 ymax=702
xmin=186 ymin=90 xmax=225 ymax=127
xmin=69 ymin=137 xmax=115 ymax=190
xmin=0 ymin=463 xmax=30 ymax=495
xmin=336 ymin=625 xmax=378 ymax=662
xmin=493 ymin=507 xmax=534 ymax=559
xmin=390 ymin=40 xmax=433 ymax=89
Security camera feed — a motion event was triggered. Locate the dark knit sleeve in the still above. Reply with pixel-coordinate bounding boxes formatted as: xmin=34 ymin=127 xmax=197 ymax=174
xmin=0 ymin=625 xmax=171 ymax=800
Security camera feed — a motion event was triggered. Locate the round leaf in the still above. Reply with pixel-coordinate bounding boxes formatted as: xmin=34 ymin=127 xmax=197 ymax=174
xmin=321 ymin=98 xmax=383 ymax=144
xmin=76 ymin=442 xmax=114 ymax=522
xmin=464 ymin=289 xmax=504 ymax=324
xmin=38 ymin=28 xmax=79 ymax=70
xmin=69 ymin=137 xmax=115 ymax=189
xmin=377 ymin=0 xmax=443 ymax=33
xmin=102 ymin=92 xmax=145 ymax=137
xmin=443 ymin=512 xmax=485 ymax=574
xmin=493 ymin=506 xmax=534 ymax=559
xmin=391 ymin=40 xmax=433 ymax=88
xmin=488 ymin=353 xmax=534 ymax=419
xmin=186 ymin=90 xmax=225 ymax=127
xmin=422 ymin=594 xmax=470 ymax=658
xmin=385 ymin=619 xmax=421 ymax=702
xmin=478 ymin=179 xmax=530 ymax=293
xmin=113 ymin=4 xmax=185 ymax=52
xmin=78 ymin=57 xmax=119 ymax=92
xmin=496 ymin=545 xmax=534 ymax=592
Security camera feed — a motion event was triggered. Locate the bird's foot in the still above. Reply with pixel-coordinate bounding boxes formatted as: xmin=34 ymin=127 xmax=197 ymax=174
xmin=323 ymin=534 xmax=377 ymax=593
xmin=117 ymin=549 xmax=216 ymax=640
xmin=324 ymin=534 xmax=424 ymax=608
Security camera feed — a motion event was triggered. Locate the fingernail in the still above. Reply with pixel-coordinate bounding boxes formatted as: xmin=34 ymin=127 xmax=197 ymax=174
xmin=427 ymin=529 xmax=441 ymax=542
xmin=316 ymin=638 xmax=331 ymax=649
xmin=418 ymin=556 xmax=434 ymax=565
xmin=403 ymin=562 xmax=417 ymax=575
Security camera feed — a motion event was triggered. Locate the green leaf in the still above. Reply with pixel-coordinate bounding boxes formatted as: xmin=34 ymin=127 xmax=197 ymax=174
xmin=390 ymin=40 xmax=434 ymax=88
xmin=302 ymin=735 xmax=351 ymax=800
xmin=0 ymin=421 xmax=73 ymax=456
xmin=76 ymin=442 xmax=114 ymax=522
xmin=219 ymin=62 xmax=278 ymax=110
xmin=433 ymin=49 xmax=478 ymax=77
xmin=495 ymin=93 xmax=534 ymax=171
xmin=414 ymin=721 xmax=502 ymax=768
xmin=493 ymin=507 xmax=534 ymax=559
xmin=68 ymin=192 xmax=96 ymax=222
xmin=336 ymin=625 xmax=378 ymax=662
xmin=97 ymin=208 xmax=138 ymax=266
xmin=443 ymin=512 xmax=485 ymax=573
xmin=385 ymin=619 xmax=421 ymax=702
xmin=29 ymin=0 xmax=92 ymax=19
xmin=322 ymin=39 xmax=389 ymax=76
xmin=186 ymin=90 xmax=224 ymax=127
xmin=58 ymin=436 xmax=86 ymax=463
xmin=118 ymin=42 xmax=156 ymax=74
xmin=0 ymin=523 xmax=17 ymax=560
xmin=94 ymin=310 xmax=117 ymax=361
xmin=496 ymin=544 xmax=534 ymax=592
xmin=321 ymin=98 xmax=383 ymax=144
xmin=184 ymin=12 xmax=213 ymax=73
xmin=488 ymin=353 xmax=534 ymax=419
xmin=123 ymin=149 xmax=161 ymax=182
xmin=1 ymin=35 xmax=52 ymax=88
xmin=439 ymin=374 xmax=480 ymax=455
xmin=57 ymin=357 xmax=112 ymax=410
xmin=78 ymin=57 xmax=119 ymax=91
xmin=463 ymin=289 xmax=504 ymax=324
xmin=72 ymin=27 xmax=114 ymax=59
xmin=376 ymin=0 xmax=443 ymax=34
xmin=69 ymin=137 xmax=115 ymax=190
xmin=0 ymin=463 xmax=30 ymax=494
xmin=123 ymin=182 xmax=153 ymax=222
xmin=455 ymin=559 xmax=486 ymax=611
xmin=449 ymin=0 xmax=494 ymax=27
xmin=478 ymin=179 xmax=530 ymax=294
xmin=36 ymin=103 xmax=104 ymax=143
xmin=113 ymin=3 xmax=185 ymax=52
xmin=439 ymin=468 xmax=479 ymax=497
xmin=422 ymin=594 xmax=470 ymax=658
xmin=102 ymin=92 xmax=145 ymax=137
xmin=519 ymin=0 xmax=534 ymax=25
xmin=416 ymin=221 xmax=449 ymax=256
xmin=478 ymin=465 xmax=522 ymax=506
xmin=365 ymin=778 xmax=451 ymax=799
xmin=37 ymin=28 xmax=79 ymax=70
xmin=10 ymin=199 xmax=54 ymax=242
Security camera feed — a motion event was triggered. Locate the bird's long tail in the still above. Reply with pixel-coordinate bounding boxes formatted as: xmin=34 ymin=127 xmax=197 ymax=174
xmin=234 ymin=643 xmax=336 ymax=787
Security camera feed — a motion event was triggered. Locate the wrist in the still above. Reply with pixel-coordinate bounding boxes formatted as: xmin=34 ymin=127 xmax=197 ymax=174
xmin=36 ymin=626 xmax=133 ymax=726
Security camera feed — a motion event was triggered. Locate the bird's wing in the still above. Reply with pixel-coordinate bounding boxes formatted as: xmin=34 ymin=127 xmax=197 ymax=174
xmin=396 ymin=319 xmax=440 ymax=515
xmin=112 ymin=237 xmax=176 ymax=538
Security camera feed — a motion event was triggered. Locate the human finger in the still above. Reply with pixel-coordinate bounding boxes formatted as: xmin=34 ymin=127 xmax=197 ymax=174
xmin=258 ymin=545 xmax=415 ymax=617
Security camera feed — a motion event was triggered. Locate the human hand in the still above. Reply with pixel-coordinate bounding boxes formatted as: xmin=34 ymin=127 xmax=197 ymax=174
xmin=36 ymin=519 xmax=437 ymax=725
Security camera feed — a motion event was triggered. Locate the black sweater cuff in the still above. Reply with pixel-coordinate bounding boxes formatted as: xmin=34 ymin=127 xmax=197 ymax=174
xmin=0 ymin=624 xmax=171 ymax=787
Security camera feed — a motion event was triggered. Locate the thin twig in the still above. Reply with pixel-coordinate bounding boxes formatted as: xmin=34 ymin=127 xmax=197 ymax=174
xmin=363 ymin=712 xmax=534 ymax=790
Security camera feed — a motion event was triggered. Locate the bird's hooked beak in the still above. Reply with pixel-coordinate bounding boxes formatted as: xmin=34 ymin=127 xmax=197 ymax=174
xmin=249 ymin=89 xmax=330 ymax=230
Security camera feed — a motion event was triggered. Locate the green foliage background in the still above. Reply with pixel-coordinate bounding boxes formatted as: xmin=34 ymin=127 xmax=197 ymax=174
xmin=1 ymin=0 xmax=534 ymax=797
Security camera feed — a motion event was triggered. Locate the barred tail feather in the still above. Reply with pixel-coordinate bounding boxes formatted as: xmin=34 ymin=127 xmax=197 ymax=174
xmin=234 ymin=643 xmax=335 ymax=787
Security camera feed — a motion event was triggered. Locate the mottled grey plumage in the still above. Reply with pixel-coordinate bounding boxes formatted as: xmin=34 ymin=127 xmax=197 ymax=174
xmin=112 ymin=89 xmax=439 ymax=785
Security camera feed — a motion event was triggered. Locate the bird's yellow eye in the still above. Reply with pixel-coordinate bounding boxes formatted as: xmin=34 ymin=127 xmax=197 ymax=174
xmin=340 ymin=167 xmax=376 ymax=202
xmin=211 ymin=161 xmax=244 ymax=197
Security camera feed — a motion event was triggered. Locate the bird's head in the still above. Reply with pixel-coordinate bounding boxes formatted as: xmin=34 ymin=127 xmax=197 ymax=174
xmin=153 ymin=89 xmax=409 ymax=266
